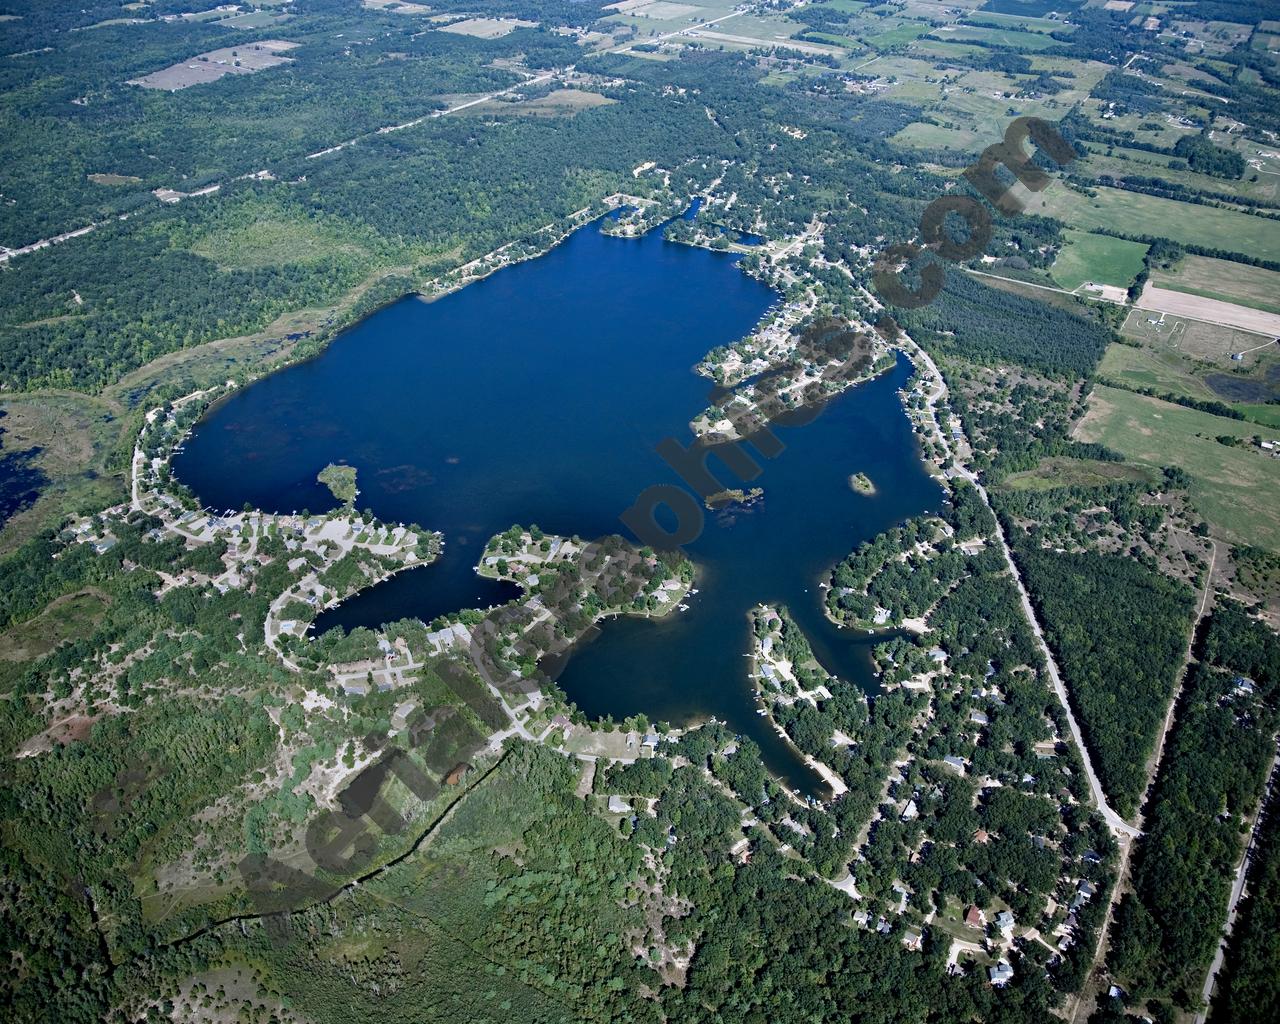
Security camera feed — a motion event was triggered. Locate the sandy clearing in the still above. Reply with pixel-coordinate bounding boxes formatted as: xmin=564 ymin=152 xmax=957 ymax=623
xmin=1137 ymin=282 xmax=1280 ymax=337
xmin=1071 ymin=392 xmax=1117 ymax=443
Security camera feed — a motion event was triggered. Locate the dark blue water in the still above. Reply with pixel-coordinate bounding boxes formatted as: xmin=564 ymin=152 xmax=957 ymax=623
xmin=0 ymin=412 xmax=47 ymax=530
xmin=173 ymin=216 xmax=942 ymax=794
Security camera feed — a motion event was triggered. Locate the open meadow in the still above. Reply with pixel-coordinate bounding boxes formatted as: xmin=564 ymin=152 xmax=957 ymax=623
xmin=1150 ymin=255 xmax=1280 ymax=316
xmin=1034 ymin=182 xmax=1280 ymax=264
xmin=1074 ymin=385 xmax=1280 ymax=550
xmin=1050 ymin=230 xmax=1148 ymax=291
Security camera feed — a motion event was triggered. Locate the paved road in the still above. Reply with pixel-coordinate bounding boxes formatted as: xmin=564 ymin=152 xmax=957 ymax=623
xmin=893 ymin=328 xmax=1139 ymax=839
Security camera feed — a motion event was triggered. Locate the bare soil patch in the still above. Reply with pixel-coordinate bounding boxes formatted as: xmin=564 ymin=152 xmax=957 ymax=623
xmin=128 ymin=40 xmax=298 ymax=91
xmin=1137 ymin=282 xmax=1280 ymax=337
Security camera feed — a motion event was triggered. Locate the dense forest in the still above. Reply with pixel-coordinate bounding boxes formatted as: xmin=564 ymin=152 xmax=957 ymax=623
xmin=1109 ymin=602 xmax=1280 ymax=1012
xmin=1011 ymin=546 xmax=1195 ymax=817
xmin=896 ymin=269 xmax=1113 ymax=378
xmin=1212 ymin=786 xmax=1280 ymax=1022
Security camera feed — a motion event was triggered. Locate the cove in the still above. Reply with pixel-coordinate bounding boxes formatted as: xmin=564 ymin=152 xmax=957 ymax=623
xmin=173 ymin=215 xmax=943 ymax=795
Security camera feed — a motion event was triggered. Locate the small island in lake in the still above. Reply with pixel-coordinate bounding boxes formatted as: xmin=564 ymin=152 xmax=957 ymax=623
xmin=705 ymin=486 xmax=764 ymax=511
xmin=318 ymin=463 xmax=358 ymax=506
xmin=849 ymin=472 xmax=876 ymax=496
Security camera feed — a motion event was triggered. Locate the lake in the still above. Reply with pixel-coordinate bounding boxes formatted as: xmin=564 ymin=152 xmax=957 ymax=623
xmin=173 ymin=213 xmax=942 ymax=795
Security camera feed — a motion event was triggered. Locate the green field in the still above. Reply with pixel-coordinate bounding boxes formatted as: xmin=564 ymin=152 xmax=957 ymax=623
xmin=1151 ymin=255 xmax=1280 ymax=316
xmin=891 ymin=121 xmax=990 ymax=152
xmin=929 ymin=24 xmax=1059 ymax=50
xmin=1050 ymin=230 xmax=1149 ymax=291
xmin=967 ymin=11 xmax=1073 ymax=33
xmin=1036 ymin=184 xmax=1280 ymax=264
xmin=1099 ymin=336 xmax=1280 ymax=430
xmin=1078 ymin=144 xmax=1280 ymax=205
xmin=1075 ymin=385 xmax=1280 ymax=551
xmin=867 ymin=24 xmax=930 ymax=49
xmin=905 ymin=39 xmax=987 ymax=60
xmin=804 ymin=30 xmax=866 ymax=50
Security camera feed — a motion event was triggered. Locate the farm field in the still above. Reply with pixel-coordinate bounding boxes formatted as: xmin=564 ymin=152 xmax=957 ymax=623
xmin=603 ymin=0 xmax=741 ymax=36
xmin=1150 ymin=255 xmax=1280 ymax=315
xmin=126 ymin=40 xmax=298 ymax=91
xmin=1135 ymin=283 xmax=1280 ymax=337
xmin=928 ymin=24 xmax=1059 ymax=50
xmin=1034 ymin=183 xmax=1280 ymax=263
xmin=437 ymin=17 xmax=537 ymax=38
xmin=966 ymin=11 xmax=1070 ymax=33
xmin=1098 ymin=340 xmax=1280 ymax=429
xmin=1073 ymin=385 xmax=1280 ymax=551
xmin=1050 ymin=230 xmax=1148 ymax=291
xmin=1076 ymin=143 xmax=1280 ymax=204
xmin=891 ymin=120 xmax=991 ymax=153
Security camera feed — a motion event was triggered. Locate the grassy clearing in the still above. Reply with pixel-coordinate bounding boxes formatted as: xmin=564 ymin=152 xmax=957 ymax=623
xmin=437 ymin=17 xmax=536 ymax=38
xmin=0 ymin=589 xmax=110 ymax=662
xmin=1151 ymin=255 xmax=1280 ymax=316
xmin=1001 ymin=456 xmax=1159 ymax=492
xmin=1073 ymin=385 xmax=1280 ymax=551
xmin=190 ymin=216 xmax=374 ymax=270
xmin=867 ymin=24 xmax=930 ymax=49
xmin=966 ymin=11 xmax=1071 ymax=33
xmin=1050 ymin=230 xmax=1149 ymax=291
xmin=470 ymin=89 xmax=615 ymax=117
xmin=88 ymin=172 xmax=141 ymax=186
xmin=891 ymin=121 xmax=990 ymax=152
xmin=1034 ymin=183 xmax=1280 ymax=263
xmin=930 ymin=24 xmax=1059 ymax=50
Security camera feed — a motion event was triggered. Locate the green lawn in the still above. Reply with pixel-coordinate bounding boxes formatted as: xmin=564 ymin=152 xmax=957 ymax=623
xmin=1050 ymin=230 xmax=1149 ymax=291
xmin=1035 ymin=184 xmax=1280 ymax=264
xmin=1074 ymin=385 xmax=1280 ymax=551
